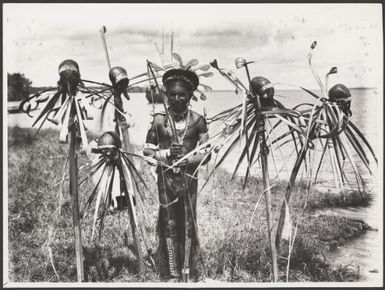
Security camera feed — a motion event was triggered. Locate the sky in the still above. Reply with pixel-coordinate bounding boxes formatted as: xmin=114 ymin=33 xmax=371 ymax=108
xmin=3 ymin=3 xmax=383 ymax=90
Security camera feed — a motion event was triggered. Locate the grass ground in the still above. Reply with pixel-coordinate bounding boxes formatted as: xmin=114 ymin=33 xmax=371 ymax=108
xmin=7 ymin=126 xmax=373 ymax=283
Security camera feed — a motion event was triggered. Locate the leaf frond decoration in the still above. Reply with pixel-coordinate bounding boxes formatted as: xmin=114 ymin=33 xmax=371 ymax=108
xmin=80 ymin=145 xmax=149 ymax=241
xmin=283 ymin=96 xmax=377 ymax=194
xmin=173 ymin=90 xmax=311 ymax=192
xmin=17 ymin=65 xmax=119 ymax=149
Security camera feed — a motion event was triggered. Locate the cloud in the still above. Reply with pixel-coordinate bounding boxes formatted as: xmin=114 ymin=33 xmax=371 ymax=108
xmin=4 ymin=3 xmax=382 ymax=89
xmin=185 ymin=24 xmax=272 ymax=52
xmin=113 ymin=26 xmax=161 ymax=38
xmin=193 ymin=28 xmax=242 ymax=38
xmin=274 ymin=28 xmax=295 ymax=44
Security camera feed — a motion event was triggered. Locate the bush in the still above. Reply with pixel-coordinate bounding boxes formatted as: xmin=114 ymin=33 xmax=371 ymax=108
xmin=8 ymin=73 xmax=32 ymax=101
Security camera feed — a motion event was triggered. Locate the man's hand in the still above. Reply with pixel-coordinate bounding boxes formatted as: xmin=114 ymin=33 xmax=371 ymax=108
xmin=169 ymin=142 xmax=183 ymax=160
xmin=176 ymin=157 xmax=189 ymax=167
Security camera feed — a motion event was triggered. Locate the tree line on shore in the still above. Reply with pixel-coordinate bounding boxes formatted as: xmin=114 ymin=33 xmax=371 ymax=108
xmin=7 ymin=73 xmax=146 ymax=102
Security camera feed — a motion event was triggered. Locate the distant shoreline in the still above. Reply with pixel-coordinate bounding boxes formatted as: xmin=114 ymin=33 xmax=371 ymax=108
xmin=26 ymin=86 xmax=379 ymax=93
xmin=7 ymin=87 xmax=377 ymax=105
xmin=212 ymin=87 xmax=376 ymax=92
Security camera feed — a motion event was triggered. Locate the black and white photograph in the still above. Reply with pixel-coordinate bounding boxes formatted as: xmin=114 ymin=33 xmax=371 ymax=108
xmin=3 ymin=2 xmax=383 ymax=287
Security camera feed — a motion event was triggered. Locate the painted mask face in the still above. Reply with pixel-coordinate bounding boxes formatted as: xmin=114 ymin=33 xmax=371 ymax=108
xmin=328 ymin=84 xmax=352 ymax=116
xmin=258 ymin=87 xmax=274 ymax=102
xmin=58 ymin=60 xmax=81 ymax=96
xmin=249 ymin=76 xmax=275 ymax=107
xmin=109 ymin=67 xmax=129 ymax=94
xmin=166 ymin=80 xmax=192 ymax=113
xmin=97 ymin=131 xmax=122 ymax=164
xmin=335 ymin=99 xmax=352 ymax=117
xmin=101 ymin=148 xmax=120 ymax=164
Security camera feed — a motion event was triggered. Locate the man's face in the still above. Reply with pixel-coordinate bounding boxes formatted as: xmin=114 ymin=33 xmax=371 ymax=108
xmin=166 ymin=80 xmax=192 ymax=113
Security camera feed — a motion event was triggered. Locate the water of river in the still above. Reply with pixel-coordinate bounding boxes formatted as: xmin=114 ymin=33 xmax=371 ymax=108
xmin=8 ymin=88 xmax=379 ymax=189
xmin=7 ymin=87 xmax=382 ymax=283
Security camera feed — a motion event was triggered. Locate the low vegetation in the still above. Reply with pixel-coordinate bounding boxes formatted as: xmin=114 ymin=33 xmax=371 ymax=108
xmin=7 ymin=127 xmax=372 ymax=282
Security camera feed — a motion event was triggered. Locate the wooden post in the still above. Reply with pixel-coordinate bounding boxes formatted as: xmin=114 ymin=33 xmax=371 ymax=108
xmin=69 ymin=119 xmax=84 ymax=282
xmin=244 ymin=61 xmax=279 ymax=282
xmin=275 ymin=146 xmax=307 ymax=250
xmin=275 ymin=112 xmax=319 ymax=249
xmin=260 ymin=131 xmax=279 ymax=282
xmin=114 ymin=92 xmax=145 ymax=273
xmin=98 ymin=25 xmax=145 ymax=272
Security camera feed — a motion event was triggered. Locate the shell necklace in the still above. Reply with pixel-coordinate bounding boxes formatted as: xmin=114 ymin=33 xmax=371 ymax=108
xmin=170 ymin=109 xmax=190 ymax=143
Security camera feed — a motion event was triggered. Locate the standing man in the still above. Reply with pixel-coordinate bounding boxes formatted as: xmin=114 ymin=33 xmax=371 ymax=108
xmin=143 ymin=68 xmax=210 ymax=282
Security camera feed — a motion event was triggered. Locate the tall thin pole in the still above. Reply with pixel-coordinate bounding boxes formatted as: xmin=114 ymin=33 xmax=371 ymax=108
xmin=275 ymin=125 xmax=313 ymax=249
xmin=99 ymin=25 xmax=145 ymax=273
xmin=154 ymin=43 xmax=163 ymax=67
xmin=99 ymin=26 xmax=111 ymax=70
xmin=244 ymin=61 xmax=278 ymax=282
xmin=259 ymin=123 xmax=279 ymax=281
xmin=162 ymin=27 xmax=165 ymax=66
xmin=147 ymin=60 xmax=177 ymax=138
xmin=170 ymin=31 xmax=174 ymax=63
xmin=69 ymin=108 xmax=84 ymax=282
xmin=114 ymin=90 xmax=145 ymax=273
xmin=162 ymin=28 xmax=165 ymax=55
